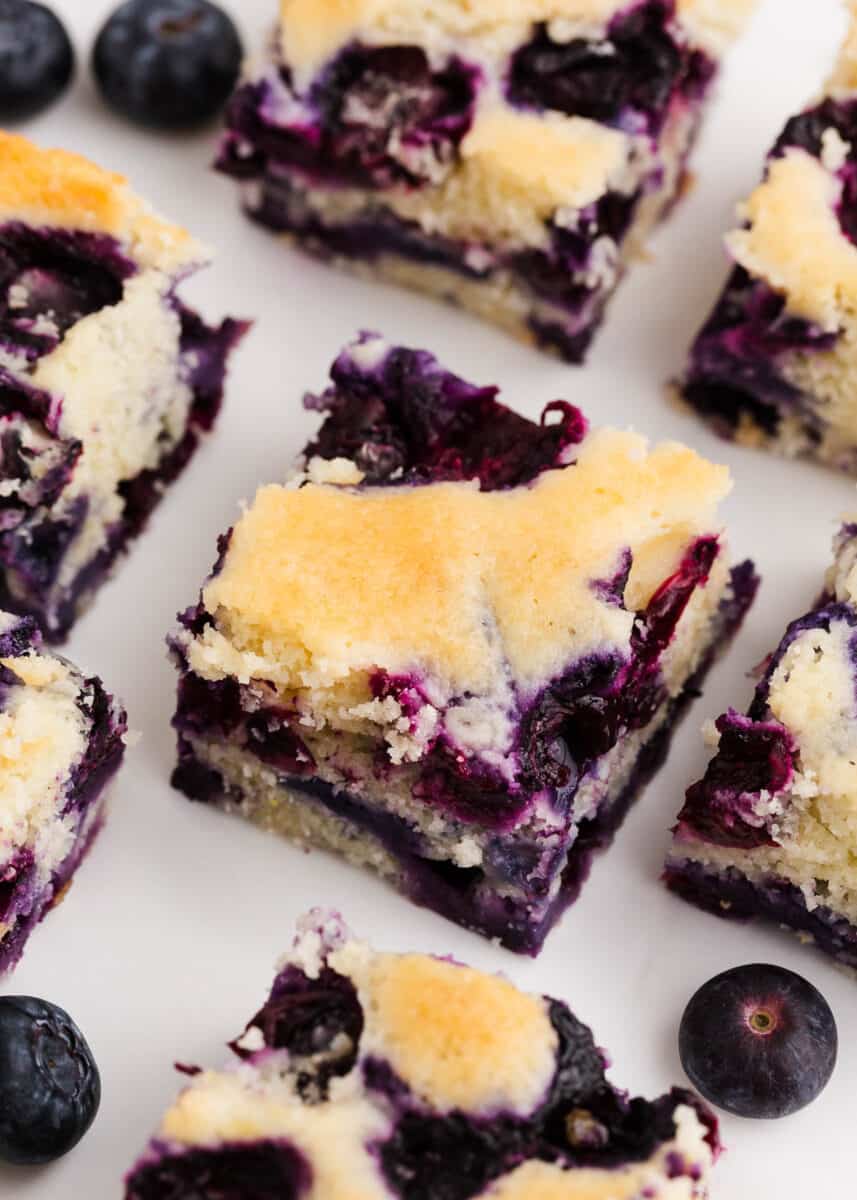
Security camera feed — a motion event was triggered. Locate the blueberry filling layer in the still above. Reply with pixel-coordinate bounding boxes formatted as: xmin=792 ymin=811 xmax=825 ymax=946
xmin=304 ymin=339 xmax=587 ymax=488
xmin=664 ymin=861 xmax=857 ymax=972
xmin=172 ymin=561 xmax=757 ymax=954
xmin=125 ymin=1141 xmax=313 ymax=1200
xmin=683 ymin=268 xmax=836 ymax=439
xmin=0 ymin=223 xmax=135 ymax=361
xmin=219 ymin=44 xmax=478 ymax=191
xmin=508 ymin=1 xmax=714 ymax=135
xmin=236 ymin=169 xmax=644 ymax=364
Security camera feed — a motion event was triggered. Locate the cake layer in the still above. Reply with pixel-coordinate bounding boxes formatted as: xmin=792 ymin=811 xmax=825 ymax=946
xmin=218 ymin=1 xmax=753 ymax=360
xmin=666 ymin=524 xmax=857 ymax=970
xmin=679 ymin=5 xmax=857 ymax=471
xmin=171 ymin=335 xmax=757 ymax=952
xmin=0 ymin=132 xmax=247 ymax=640
xmin=125 ymin=913 xmax=720 ymax=1199
xmin=0 ymin=611 xmax=127 ymax=975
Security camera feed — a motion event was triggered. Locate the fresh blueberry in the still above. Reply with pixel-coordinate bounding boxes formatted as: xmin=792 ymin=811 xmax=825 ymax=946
xmin=92 ymin=0 xmax=243 ymax=130
xmin=679 ymin=964 xmax=837 ymax=1119
xmin=0 ymin=996 xmax=101 ymax=1165
xmin=0 ymin=1 xmax=74 ymax=121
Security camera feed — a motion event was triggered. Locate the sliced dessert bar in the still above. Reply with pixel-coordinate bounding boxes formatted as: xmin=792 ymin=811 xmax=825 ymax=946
xmin=217 ymin=0 xmax=754 ymax=362
xmin=170 ymin=334 xmax=758 ymax=954
xmin=666 ymin=524 xmax=857 ymax=971
xmin=680 ymin=6 xmax=857 ymax=470
xmin=0 ymin=611 xmax=126 ymax=975
xmin=125 ymin=912 xmax=720 ymax=1199
xmin=0 ymin=132 xmax=247 ymax=640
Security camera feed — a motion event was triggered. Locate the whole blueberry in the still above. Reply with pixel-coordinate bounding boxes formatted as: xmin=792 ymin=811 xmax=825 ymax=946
xmin=92 ymin=0 xmax=243 ymax=130
xmin=0 ymin=996 xmax=101 ymax=1165
xmin=679 ymin=964 xmax=837 ymax=1119
xmin=0 ymin=1 xmax=74 ymax=121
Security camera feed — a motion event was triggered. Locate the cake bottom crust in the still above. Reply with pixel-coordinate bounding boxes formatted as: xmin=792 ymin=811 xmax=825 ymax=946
xmin=664 ymin=858 xmax=857 ymax=972
xmin=174 ymin=565 xmax=753 ymax=954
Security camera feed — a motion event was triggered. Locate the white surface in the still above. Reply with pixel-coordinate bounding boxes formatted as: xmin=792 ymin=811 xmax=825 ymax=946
xmin=1 ymin=1 xmax=854 ymax=1195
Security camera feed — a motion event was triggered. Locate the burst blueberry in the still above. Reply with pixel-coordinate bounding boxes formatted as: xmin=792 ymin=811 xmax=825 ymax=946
xmin=0 ymin=1 xmax=74 ymax=120
xmin=0 ymin=996 xmax=101 ymax=1164
xmin=92 ymin=0 xmax=243 ymax=130
xmin=679 ymin=964 xmax=837 ymax=1119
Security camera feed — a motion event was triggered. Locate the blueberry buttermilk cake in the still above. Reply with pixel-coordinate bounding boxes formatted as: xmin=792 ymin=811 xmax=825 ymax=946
xmin=0 ymin=611 xmax=126 ymax=976
xmin=217 ymin=0 xmax=755 ymax=362
xmin=125 ymin=912 xmax=720 ymax=1198
xmin=0 ymin=132 xmax=247 ymax=639
xmin=666 ymin=523 xmax=857 ymax=972
xmin=170 ymin=334 xmax=758 ymax=954
xmin=680 ymin=5 xmax=857 ymax=469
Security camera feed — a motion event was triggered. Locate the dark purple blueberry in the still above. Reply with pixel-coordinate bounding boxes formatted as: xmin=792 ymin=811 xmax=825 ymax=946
xmin=125 ymin=1141 xmax=311 ymax=1199
xmin=679 ymin=964 xmax=837 ymax=1119
xmin=0 ymin=996 xmax=100 ymax=1165
xmin=0 ymin=1 xmax=74 ymax=121
xmin=229 ymin=965 xmax=363 ymax=1096
xmin=92 ymin=0 xmax=243 ymax=130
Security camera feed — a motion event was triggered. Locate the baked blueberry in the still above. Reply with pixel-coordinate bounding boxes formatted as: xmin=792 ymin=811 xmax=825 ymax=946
xmin=0 ymin=1 xmax=74 ymax=121
xmin=0 ymin=996 xmax=101 ymax=1165
xmin=679 ymin=964 xmax=837 ymax=1119
xmin=92 ymin=0 xmax=243 ymax=130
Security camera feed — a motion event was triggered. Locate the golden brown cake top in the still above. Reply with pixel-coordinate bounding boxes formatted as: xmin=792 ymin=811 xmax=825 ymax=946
xmin=0 ymin=131 xmax=204 ymax=272
xmin=193 ymin=428 xmax=730 ymax=700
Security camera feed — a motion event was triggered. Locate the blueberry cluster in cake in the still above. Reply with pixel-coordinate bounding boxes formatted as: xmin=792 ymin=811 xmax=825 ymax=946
xmin=125 ymin=912 xmax=720 ymax=1199
xmin=169 ymin=333 xmax=757 ymax=954
xmin=0 ymin=610 xmax=126 ymax=976
xmin=216 ymin=0 xmax=754 ymax=361
xmin=0 ymin=132 xmax=247 ymax=639
xmin=680 ymin=11 xmax=857 ymax=470
xmin=666 ymin=524 xmax=857 ymax=971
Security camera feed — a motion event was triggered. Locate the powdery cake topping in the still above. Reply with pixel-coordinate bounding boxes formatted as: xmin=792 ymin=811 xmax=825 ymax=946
xmin=332 ymin=943 xmax=558 ymax=1114
xmin=279 ymin=0 xmax=755 ymax=78
xmin=0 ymin=132 xmax=204 ymax=272
xmin=191 ymin=429 xmax=730 ymax=700
xmin=726 ymin=148 xmax=857 ymax=331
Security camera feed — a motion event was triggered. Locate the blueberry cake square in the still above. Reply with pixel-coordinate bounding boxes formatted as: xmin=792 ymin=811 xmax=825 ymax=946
xmin=680 ymin=10 xmax=857 ymax=469
xmin=217 ymin=0 xmax=754 ymax=362
xmin=170 ymin=334 xmax=757 ymax=954
xmin=0 ymin=132 xmax=247 ymax=640
xmin=125 ymin=912 xmax=720 ymax=1199
xmin=0 ymin=611 xmax=126 ymax=976
xmin=666 ymin=523 xmax=857 ymax=971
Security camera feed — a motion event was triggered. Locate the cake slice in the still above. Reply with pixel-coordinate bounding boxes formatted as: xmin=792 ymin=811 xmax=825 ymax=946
xmin=125 ymin=912 xmax=720 ymax=1199
xmin=666 ymin=524 xmax=857 ymax=971
xmin=0 ymin=132 xmax=247 ymax=640
xmin=170 ymin=334 xmax=758 ymax=954
xmin=680 ymin=5 xmax=857 ymax=470
xmin=217 ymin=0 xmax=754 ymax=362
xmin=0 ymin=612 xmax=126 ymax=976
